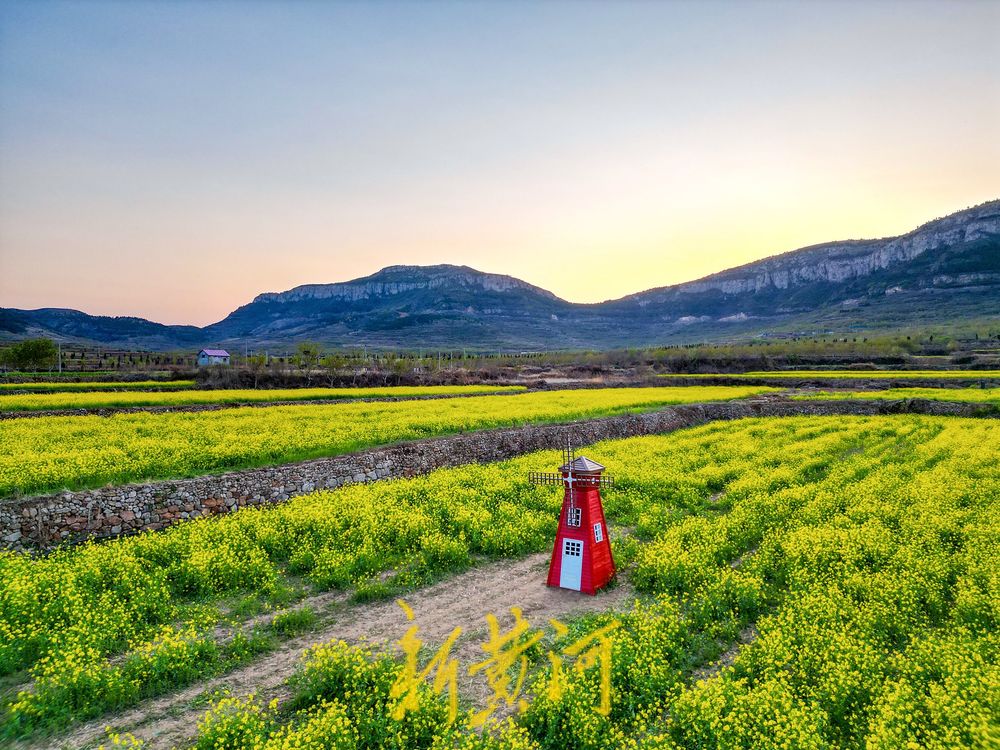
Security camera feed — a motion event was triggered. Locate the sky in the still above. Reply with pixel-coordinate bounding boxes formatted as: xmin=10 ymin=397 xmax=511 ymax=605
xmin=0 ymin=1 xmax=997 ymax=326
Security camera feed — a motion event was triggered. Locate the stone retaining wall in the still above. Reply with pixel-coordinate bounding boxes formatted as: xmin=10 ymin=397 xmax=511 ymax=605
xmin=2 ymin=398 xmax=993 ymax=551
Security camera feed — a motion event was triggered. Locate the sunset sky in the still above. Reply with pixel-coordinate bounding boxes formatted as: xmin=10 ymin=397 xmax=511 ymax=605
xmin=0 ymin=0 xmax=997 ymax=326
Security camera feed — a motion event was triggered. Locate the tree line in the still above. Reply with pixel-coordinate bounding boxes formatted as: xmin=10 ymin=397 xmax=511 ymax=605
xmin=0 ymin=339 xmax=59 ymax=372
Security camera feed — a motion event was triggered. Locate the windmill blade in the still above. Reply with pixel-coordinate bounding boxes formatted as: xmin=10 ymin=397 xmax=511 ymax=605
xmin=528 ymin=472 xmax=564 ymax=486
xmin=529 ymin=472 xmax=617 ymax=488
xmin=563 ymin=436 xmax=575 ymax=468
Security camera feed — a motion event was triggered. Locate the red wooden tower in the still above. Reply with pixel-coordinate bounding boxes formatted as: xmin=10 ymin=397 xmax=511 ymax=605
xmin=529 ymin=441 xmax=616 ymax=595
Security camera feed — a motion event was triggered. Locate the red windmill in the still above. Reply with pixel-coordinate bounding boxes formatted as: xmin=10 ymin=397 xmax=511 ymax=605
xmin=529 ymin=440 xmax=616 ymax=595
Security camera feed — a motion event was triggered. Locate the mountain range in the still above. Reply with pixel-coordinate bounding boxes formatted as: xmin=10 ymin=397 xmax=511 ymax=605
xmin=3 ymin=200 xmax=999 ymax=351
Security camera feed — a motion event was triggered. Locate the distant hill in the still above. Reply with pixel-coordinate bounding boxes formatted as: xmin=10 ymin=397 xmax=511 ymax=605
xmin=201 ymin=265 xmax=573 ymax=350
xmin=3 ymin=200 xmax=998 ymax=351
xmin=0 ymin=308 xmax=204 ymax=350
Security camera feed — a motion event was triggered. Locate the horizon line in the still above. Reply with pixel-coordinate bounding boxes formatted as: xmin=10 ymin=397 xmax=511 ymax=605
xmin=5 ymin=196 xmax=997 ymax=328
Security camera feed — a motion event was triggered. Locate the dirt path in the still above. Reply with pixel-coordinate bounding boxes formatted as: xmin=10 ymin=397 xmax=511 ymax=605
xmin=42 ymin=553 xmax=635 ymax=750
xmin=689 ymin=624 xmax=759 ymax=683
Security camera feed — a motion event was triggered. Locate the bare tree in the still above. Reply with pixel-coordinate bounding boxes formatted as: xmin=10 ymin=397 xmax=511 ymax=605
xmin=294 ymin=342 xmax=323 ymax=386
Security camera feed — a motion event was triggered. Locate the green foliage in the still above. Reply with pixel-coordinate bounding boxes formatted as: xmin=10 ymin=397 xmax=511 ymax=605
xmin=5 ymin=626 xmax=220 ymax=734
xmin=270 ymin=607 xmax=318 ymax=638
xmin=289 ymin=640 xmax=452 ymax=749
xmin=194 ymin=693 xmax=278 ymax=750
xmin=0 ymin=339 xmax=58 ymax=371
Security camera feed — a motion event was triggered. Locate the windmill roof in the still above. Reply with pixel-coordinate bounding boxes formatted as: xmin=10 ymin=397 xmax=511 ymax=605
xmin=559 ymin=455 xmax=605 ymax=473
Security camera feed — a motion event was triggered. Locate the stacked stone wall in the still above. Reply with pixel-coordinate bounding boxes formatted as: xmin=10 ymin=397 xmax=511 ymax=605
xmin=2 ymin=398 xmax=991 ymax=551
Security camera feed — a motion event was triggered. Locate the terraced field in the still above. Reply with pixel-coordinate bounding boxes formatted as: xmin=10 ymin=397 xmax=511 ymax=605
xmin=0 ymin=385 xmax=773 ymax=498
xmin=0 ymin=384 xmax=526 ymax=412
xmin=2 ymin=415 xmax=996 ymax=749
xmin=794 ymin=387 xmax=1000 ymax=406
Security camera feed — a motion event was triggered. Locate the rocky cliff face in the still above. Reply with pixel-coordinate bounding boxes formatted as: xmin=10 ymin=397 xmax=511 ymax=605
xmin=630 ymin=201 xmax=1000 ymax=301
xmin=252 ymin=265 xmax=561 ymax=304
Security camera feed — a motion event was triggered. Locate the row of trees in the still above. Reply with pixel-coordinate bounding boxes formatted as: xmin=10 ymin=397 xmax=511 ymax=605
xmin=243 ymin=342 xmax=418 ymax=387
xmin=6 ymin=326 xmax=999 ymax=378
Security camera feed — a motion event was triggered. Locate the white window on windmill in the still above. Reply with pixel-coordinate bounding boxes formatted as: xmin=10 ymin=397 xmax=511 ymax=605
xmin=593 ymin=522 xmax=604 ymax=543
xmin=567 ymin=506 xmax=582 ymax=527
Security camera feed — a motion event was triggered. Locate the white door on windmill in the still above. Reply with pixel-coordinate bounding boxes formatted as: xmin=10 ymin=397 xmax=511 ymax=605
xmin=559 ymin=538 xmax=583 ymax=590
